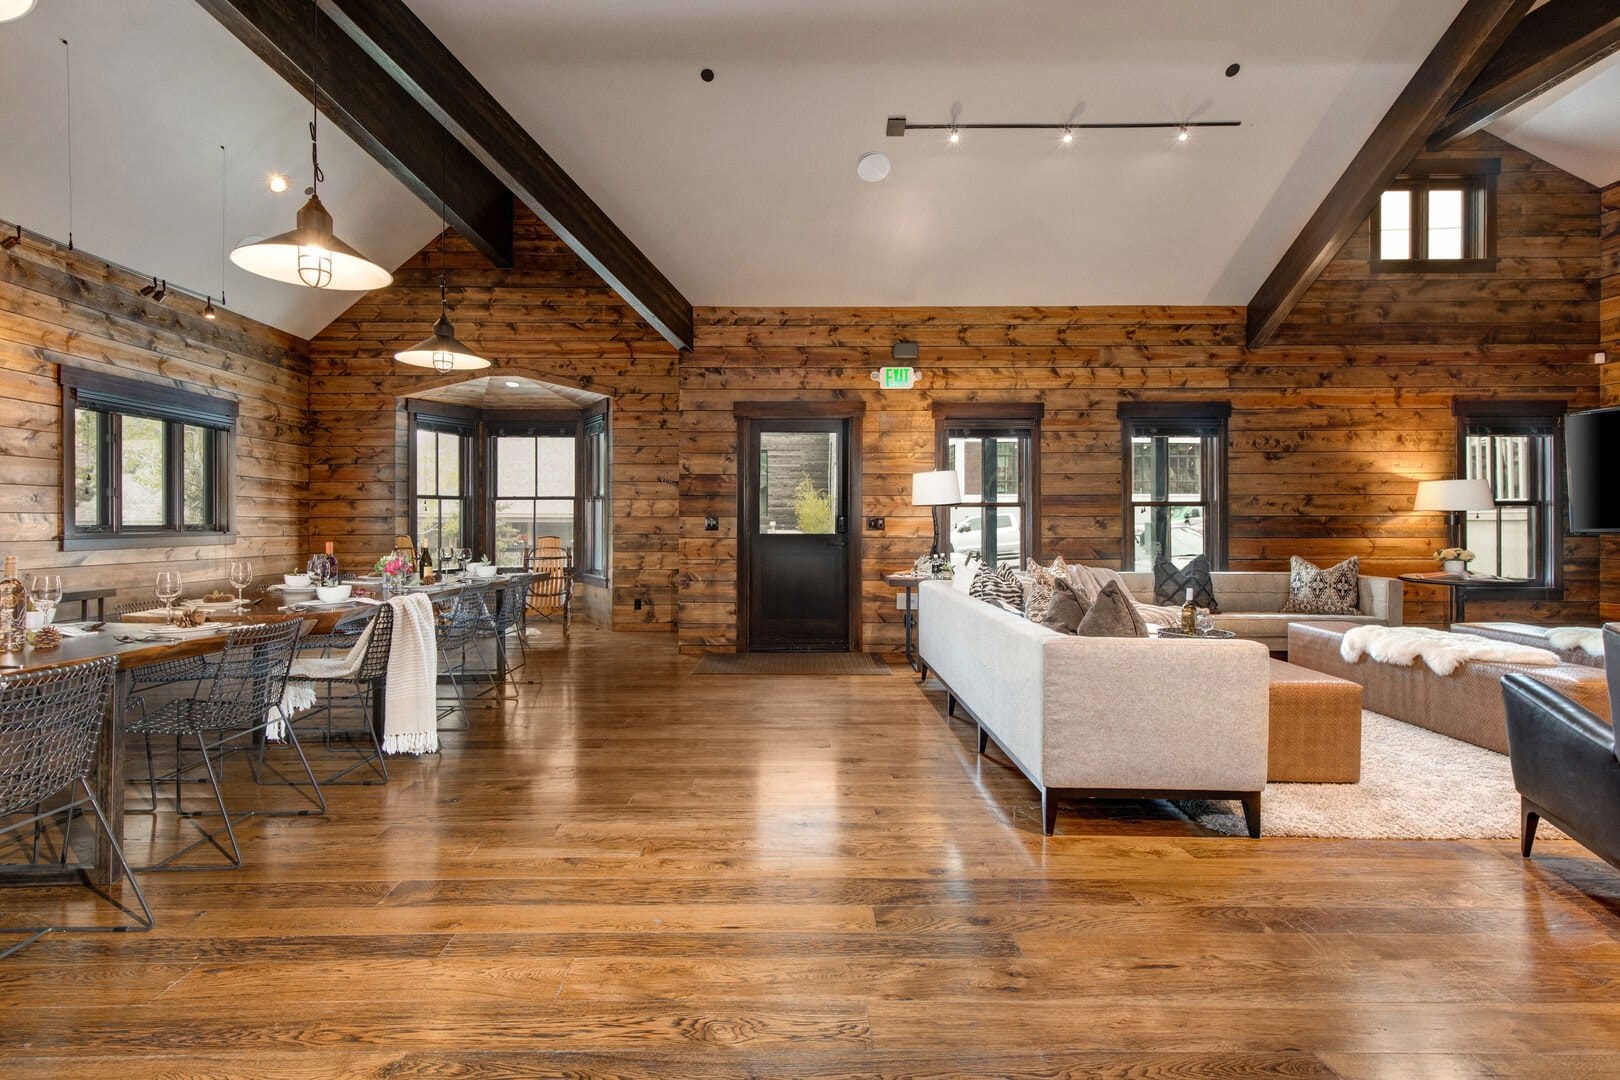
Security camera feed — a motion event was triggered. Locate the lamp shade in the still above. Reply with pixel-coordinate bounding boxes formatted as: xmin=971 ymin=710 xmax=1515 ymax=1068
xmin=230 ymin=194 xmax=393 ymax=291
xmin=0 ymin=0 xmax=38 ymax=23
xmin=1413 ymin=478 xmax=1495 ymax=513
xmin=394 ymin=313 xmax=490 ymax=372
xmin=912 ymin=470 xmax=961 ymax=507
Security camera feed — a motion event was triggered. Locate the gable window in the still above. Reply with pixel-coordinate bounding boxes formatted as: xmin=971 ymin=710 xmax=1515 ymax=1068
xmin=1454 ymin=400 xmax=1564 ymax=592
xmin=409 ymin=405 xmax=473 ymax=558
xmin=933 ymin=404 xmax=1042 ymax=569
xmin=62 ymin=367 xmax=236 ymax=550
xmin=1120 ymin=402 xmax=1229 ymax=572
xmin=1371 ymin=160 xmax=1498 ymax=273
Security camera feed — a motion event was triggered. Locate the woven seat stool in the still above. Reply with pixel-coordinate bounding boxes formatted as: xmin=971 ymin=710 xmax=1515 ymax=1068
xmin=1267 ymin=658 xmax=1362 ymax=783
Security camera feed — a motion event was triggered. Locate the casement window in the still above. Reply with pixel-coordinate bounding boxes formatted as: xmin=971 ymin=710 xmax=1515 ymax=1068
xmin=1370 ymin=160 xmax=1498 ymax=273
xmin=577 ymin=407 xmax=609 ymax=581
xmin=61 ymin=367 xmax=236 ymax=550
xmin=1119 ymin=402 xmax=1230 ymax=572
xmin=1454 ymin=400 xmax=1564 ymax=592
xmin=409 ymin=407 xmax=474 ymax=559
xmin=933 ymin=403 xmax=1042 ymax=569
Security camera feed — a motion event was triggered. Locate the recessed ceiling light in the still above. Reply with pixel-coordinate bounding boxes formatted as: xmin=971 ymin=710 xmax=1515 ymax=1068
xmin=0 ymin=0 xmax=38 ymax=24
xmin=856 ymin=152 xmax=891 ymax=183
xmin=267 ymin=173 xmax=289 ymax=193
xmin=700 ymin=68 xmax=714 ymax=83
xmin=504 ymin=380 xmax=521 ymax=388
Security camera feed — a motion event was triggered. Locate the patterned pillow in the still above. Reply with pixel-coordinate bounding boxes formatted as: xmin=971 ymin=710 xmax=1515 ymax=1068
xmin=1022 ymin=556 xmax=1068 ymax=622
xmin=1281 ymin=555 xmax=1361 ymax=615
xmin=1153 ymin=554 xmax=1220 ymax=613
xmin=969 ymin=564 xmax=1024 ymax=608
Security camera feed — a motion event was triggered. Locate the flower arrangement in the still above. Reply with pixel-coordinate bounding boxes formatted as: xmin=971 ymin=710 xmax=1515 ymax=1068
xmin=375 ymin=553 xmax=415 ymax=579
xmin=1434 ymin=547 xmax=1475 ymax=564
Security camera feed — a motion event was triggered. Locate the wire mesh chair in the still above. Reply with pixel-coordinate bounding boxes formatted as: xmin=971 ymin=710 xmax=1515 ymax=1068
xmin=483 ymin=573 xmax=531 ymax=679
xmin=296 ymin=606 xmax=375 ymax=656
xmin=112 ymin=599 xmax=211 ymax=691
xmin=125 ymin=619 xmax=319 ymax=871
xmin=525 ymin=540 xmax=572 ymax=636
xmin=286 ymin=605 xmax=392 ymax=785
xmin=436 ymin=580 xmax=495 ymax=728
xmin=0 ymin=656 xmax=153 ymax=959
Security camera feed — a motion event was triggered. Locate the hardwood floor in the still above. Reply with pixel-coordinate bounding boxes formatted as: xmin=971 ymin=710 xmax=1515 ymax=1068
xmin=5 ymin=628 xmax=1620 ymax=1078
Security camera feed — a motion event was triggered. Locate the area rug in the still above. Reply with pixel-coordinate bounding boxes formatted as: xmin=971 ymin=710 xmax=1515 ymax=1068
xmin=692 ymin=651 xmax=893 ymax=676
xmin=1180 ymin=711 xmax=1560 ymax=840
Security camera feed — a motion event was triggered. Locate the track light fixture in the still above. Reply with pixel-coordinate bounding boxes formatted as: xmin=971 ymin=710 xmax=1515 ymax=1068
xmin=1 ymin=225 xmax=21 ymax=250
xmin=203 ymin=296 xmax=217 ymax=320
xmin=138 ymin=276 xmax=158 ymax=297
xmin=1177 ymin=124 xmax=1191 ymax=143
xmin=1061 ymin=127 xmax=1075 ymax=145
xmin=888 ymin=115 xmax=1240 ymax=140
xmin=947 ymin=125 xmax=961 ymax=145
xmin=151 ymin=279 xmax=167 ymax=303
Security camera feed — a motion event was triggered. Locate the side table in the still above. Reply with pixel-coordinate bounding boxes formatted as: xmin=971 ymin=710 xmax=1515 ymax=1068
xmin=883 ymin=572 xmax=930 ymax=673
xmin=1397 ymin=571 xmax=1531 ymax=626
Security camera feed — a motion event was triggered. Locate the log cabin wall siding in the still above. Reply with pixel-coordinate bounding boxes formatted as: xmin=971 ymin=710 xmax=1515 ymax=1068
xmin=1600 ymin=181 xmax=1620 ymax=619
xmin=305 ymin=208 xmax=680 ymax=631
xmin=0 ymin=238 xmax=310 ymax=607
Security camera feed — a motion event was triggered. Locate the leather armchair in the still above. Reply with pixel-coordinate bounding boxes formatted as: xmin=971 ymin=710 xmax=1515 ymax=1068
xmin=1500 ymin=624 xmax=1620 ymax=868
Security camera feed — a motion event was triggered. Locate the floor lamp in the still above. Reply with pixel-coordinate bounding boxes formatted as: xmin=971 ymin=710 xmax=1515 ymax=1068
xmin=912 ymin=470 xmax=962 ymax=559
xmin=1413 ymin=479 xmax=1496 ymax=556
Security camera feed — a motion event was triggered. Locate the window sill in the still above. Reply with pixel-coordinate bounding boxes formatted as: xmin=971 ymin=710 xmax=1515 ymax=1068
xmin=63 ymin=532 xmax=237 ymax=552
xmin=577 ymin=572 xmax=608 ymax=588
xmin=1369 ymin=258 xmax=1499 ymax=275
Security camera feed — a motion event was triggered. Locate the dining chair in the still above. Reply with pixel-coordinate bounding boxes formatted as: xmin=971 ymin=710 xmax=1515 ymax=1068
xmin=286 ymin=604 xmax=393 ymax=785
xmin=484 ymin=573 xmax=531 ymax=679
xmin=525 ymin=540 xmax=572 ymax=636
xmin=297 ymin=605 xmax=375 ymax=656
xmin=436 ymin=580 xmax=495 ymax=728
xmin=112 ymin=599 xmax=211 ymax=691
xmin=0 ymin=656 xmax=153 ymax=958
xmin=124 ymin=619 xmax=318 ymax=871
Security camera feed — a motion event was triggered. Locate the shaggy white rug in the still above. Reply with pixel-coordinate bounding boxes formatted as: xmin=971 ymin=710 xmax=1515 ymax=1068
xmin=1182 ymin=711 xmax=1562 ymax=840
xmin=1548 ymin=626 xmax=1605 ymax=657
xmin=1339 ymin=624 xmax=1559 ymax=676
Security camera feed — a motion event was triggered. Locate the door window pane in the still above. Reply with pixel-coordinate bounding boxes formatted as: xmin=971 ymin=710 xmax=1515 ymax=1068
xmin=758 ymin=431 xmax=839 ymax=534
xmin=182 ymin=425 xmax=211 ymax=527
xmin=75 ymin=408 xmax=102 ymax=527
xmin=1427 ymin=188 xmax=1464 ymax=259
xmin=1379 ymin=190 xmax=1411 ymax=260
xmin=120 ymin=415 xmax=166 ymax=526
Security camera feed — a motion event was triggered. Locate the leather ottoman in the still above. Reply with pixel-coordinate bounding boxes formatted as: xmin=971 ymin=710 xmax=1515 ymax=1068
xmin=1267 ymin=658 xmax=1362 ymax=782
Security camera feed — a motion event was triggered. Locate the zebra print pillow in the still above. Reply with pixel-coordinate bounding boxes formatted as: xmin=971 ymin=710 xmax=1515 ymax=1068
xmin=969 ymin=564 xmax=1025 ymax=609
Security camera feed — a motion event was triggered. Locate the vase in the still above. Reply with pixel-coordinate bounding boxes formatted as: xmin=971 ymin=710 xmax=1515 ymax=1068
xmin=1442 ymin=559 xmax=1467 ymax=575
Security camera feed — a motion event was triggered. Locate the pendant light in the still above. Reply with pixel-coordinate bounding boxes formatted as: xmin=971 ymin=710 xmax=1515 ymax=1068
xmin=230 ymin=4 xmax=391 ymax=291
xmin=395 ymin=136 xmax=487 ymax=373
xmin=0 ymin=1 xmax=38 ymax=25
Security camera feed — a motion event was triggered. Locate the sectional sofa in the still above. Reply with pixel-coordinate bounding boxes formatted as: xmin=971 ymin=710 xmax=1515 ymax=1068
xmin=1116 ymin=570 xmax=1404 ymax=653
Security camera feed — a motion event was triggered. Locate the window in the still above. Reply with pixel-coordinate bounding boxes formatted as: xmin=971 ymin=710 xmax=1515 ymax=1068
xmin=578 ymin=409 xmax=609 ymax=580
xmin=1371 ymin=160 xmax=1498 ymax=273
xmin=933 ymin=404 xmax=1042 ymax=569
xmin=62 ymin=367 xmax=236 ymax=549
xmin=491 ymin=422 xmax=576 ymax=568
xmin=410 ymin=410 xmax=471 ymax=559
xmin=1119 ymin=403 xmax=1229 ymax=572
xmin=1454 ymin=400 xmax=1564 ymax=591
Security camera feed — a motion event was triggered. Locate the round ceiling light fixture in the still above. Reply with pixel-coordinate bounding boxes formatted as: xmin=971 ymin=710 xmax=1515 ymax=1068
xmin=267 ymin=173 xmax=289 ymax=193
xmin=856 ymin=151 xmax=891 ymax=183
xmin=0 ymin=0 xmax=38 ymax=24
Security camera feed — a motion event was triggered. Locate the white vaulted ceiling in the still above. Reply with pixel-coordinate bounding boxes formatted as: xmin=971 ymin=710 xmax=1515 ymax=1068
xmin=1489 ymin=51 xmax=1620 ymax=188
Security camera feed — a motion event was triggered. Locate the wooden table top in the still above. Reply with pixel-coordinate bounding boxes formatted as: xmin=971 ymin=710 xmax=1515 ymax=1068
xmin=1 ymin=623 xmax=248 ymax=676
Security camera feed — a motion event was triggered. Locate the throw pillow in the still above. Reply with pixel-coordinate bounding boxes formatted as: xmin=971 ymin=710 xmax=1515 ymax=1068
xmin=1076 ymin=580 xmax=1150 ymax=638
xmin=969 ymin=564 xmax=1024 ymax=608
xmin=1040 ymin=577 xmax=1090 ymax=634
xmin=1153 ymin=553 xmax=1220 ymax=613
xmin=1281 ymin=555 xmax=1361 ymax=615
xmin=1022 ymin=556 xmax=1068 ymax=622
xmin=951 ymin=556 xmax=980 ymax=595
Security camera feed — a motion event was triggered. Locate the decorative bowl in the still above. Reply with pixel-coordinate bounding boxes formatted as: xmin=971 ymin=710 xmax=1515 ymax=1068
xmin=471 ymin=563 xmax=498 ymax=579
xmin=284 ymin=573 xmax=312 ymax=587
xmin=315 ymin=583 xmax=353 ymax=603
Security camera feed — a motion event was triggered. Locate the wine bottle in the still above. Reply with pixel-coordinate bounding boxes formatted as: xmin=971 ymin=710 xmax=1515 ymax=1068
xmin=1180 ymin=584 xmax=1197 ymax=635
xmin=419 ymin=539 xmax=435 ymax=584
xmin=0 ymin=555 xmax=27 ymax=653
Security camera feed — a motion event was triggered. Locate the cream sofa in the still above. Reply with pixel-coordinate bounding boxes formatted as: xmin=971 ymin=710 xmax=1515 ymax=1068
xmin=1117 ymin=571 xmax=1404 ymax=653
xmin=918 ymin=579 xmax=1272 ymax=836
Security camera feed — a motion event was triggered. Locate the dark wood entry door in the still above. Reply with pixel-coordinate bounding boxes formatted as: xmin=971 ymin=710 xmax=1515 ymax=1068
xmin=743 ymin=418 xmax=852 ymax=651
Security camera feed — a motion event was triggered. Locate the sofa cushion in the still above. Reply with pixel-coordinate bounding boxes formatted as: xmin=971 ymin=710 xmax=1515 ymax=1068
xmin=969 ymin=564 xmax=1024 ymax=607
xmin=1153 ymin=554 xmax=1220 ymax=612
xmin=1077 ymin=581 xmax=1149 ymax=638
xmin=1282 ymin=556 xmax=1361 ymax=615
xmin=1023 ymin=557 xmax=1068 ymax=623
xmin=1040 ymin=577 xmax=1090 ymax=634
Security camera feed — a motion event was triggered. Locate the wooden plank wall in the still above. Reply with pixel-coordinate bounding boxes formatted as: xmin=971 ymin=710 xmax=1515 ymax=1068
xmin=677 ymin=135 xmax=1604 ymax=652
xmin=305 ymin=208 xmax=680 ymax=631
xmin=1600 ymin=181 xmax=1620 ymax=619
xmin=0 ymin=238 xmax=310 ymax=608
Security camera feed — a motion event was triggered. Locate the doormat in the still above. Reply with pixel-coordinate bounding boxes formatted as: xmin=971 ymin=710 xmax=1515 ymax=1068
xmin=692 ymin=652 xmax=893 ymax=676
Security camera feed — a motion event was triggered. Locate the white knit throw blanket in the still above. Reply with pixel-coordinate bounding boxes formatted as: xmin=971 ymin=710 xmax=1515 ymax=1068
xmin=1547 ymin=627 xmax=1605 ymax=657
xmin=1340 ymin=624 xmax=1560 ymax=676
xmin=383 ymin=594 xmax=440 ymax=756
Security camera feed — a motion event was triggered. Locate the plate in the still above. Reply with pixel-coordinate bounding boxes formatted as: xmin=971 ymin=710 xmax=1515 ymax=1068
xmin=190 ymin=600 xmax=245 ymax=612
xmin=143 ymin=623 xmax=231 ymax=637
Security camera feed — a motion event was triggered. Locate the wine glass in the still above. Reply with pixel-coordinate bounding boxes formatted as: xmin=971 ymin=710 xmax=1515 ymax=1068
xmin=29 ymin=574 xmax=62 ymax=626
xmin=155 ymin=571 xmax=182 ymax=622
xmin=229 ymin=560 xmax=253 ymax=609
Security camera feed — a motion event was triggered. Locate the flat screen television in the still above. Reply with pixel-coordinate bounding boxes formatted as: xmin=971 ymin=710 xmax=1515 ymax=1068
xmin=1565 ymin=405 xmax=1620 ymax=533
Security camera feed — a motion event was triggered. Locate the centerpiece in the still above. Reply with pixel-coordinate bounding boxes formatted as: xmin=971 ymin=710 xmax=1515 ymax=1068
xmin=375 ymin=550 xmax=416 ymax=596
xmin=1435 ymin=547 xmax=1475 ymax=575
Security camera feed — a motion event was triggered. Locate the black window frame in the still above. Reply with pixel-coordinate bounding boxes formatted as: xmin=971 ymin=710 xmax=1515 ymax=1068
xmin=932 ymin=403 xmax=1042 ymax=570
xmin=578 ymin=404 xmax=610 ymax=584
xmin=1452 ymin=398 xmax=1566 ymax=598
xmin=406 ymin=401 xmax=475 ymax=561
xmin=485 ymin=412 xmax=580 ymax=570
xmin=60 ymin=366 xmax=237 ymax=551
xmin=1119 ymin=402 xmax=1230 ymax=572
xmin=1369 ymin=158 xmax=1499 ymax=275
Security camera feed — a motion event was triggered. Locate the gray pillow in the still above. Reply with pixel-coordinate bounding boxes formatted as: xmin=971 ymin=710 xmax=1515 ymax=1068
xmin=1154 ymin=553 xmax=1220 ymax=612
xmin=1076 ymin=580 xmax=1150 ymax=638
xmin=1040 ymin=577 xmax=1090 ymax=634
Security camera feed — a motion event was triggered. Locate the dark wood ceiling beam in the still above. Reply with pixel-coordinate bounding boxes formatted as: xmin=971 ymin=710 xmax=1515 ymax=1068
xmin=1429 ymin=0 xmax=1620 ymax=150
xmin=320 ymin=0 xmax=694 ymax=351
xmin=1245 ymin=0 xmax=1534 ymax=349
xmin=195 ymin=0 xmax=513 ymax=268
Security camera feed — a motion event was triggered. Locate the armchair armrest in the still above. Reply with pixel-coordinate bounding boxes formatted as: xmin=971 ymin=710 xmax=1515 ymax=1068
xmin=1502 ymin=674 xmax=1620 ymax=838
xmin=1358 ymin=576 xmax=1402 ymax=625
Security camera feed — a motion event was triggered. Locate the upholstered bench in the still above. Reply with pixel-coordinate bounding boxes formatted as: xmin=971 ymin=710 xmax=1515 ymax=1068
xmin=1286 ymin=621 xmax=1611 ymax=755
xmin=1267 ymin=659 xmax=1362 ymax=782
xmin=1451 ymin=621 xmax=1603 ymax=669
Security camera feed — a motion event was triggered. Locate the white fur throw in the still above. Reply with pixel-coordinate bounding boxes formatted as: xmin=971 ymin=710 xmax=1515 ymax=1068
xmin=1340 ymin=625 xmax=1560 ymax=676
xmin=1547 ymin=627 xmax=1605 ymax=657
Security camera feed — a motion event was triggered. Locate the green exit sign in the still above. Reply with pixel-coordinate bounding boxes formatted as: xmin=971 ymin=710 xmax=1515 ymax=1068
xmin=880 ymin=366 xmax=916 ymax=390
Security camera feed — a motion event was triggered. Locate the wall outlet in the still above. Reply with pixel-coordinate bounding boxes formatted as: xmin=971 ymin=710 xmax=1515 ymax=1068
xmin=704 ymin=514 xmax=719 ymax=531
xmin=866 ymin=516 xmax=885 ymax=531
xmin=634 ymin=598 xmax=643 ymax=611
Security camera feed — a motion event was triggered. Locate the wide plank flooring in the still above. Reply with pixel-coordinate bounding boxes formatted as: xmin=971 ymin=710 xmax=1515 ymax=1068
xmin=5 ymin=628 xmax=1620 ymax=1078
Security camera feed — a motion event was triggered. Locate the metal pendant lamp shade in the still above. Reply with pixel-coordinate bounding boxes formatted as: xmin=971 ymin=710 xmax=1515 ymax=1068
xmin=395 ymin=309 xmax=489 ymax=374
xmin=230 ymin=193 xmax=393 ymax=291
xmin=0 ymin=0 xmax=38 ymax=23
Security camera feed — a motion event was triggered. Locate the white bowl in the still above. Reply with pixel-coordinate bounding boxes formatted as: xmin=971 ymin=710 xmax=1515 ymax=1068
xmin=315 ymin=583 xmax=353 ymax=603
xmin=471 ymin=564 xmax=498 ymax=578
xmin=284 ymin=573 xmax=312 ymax=587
